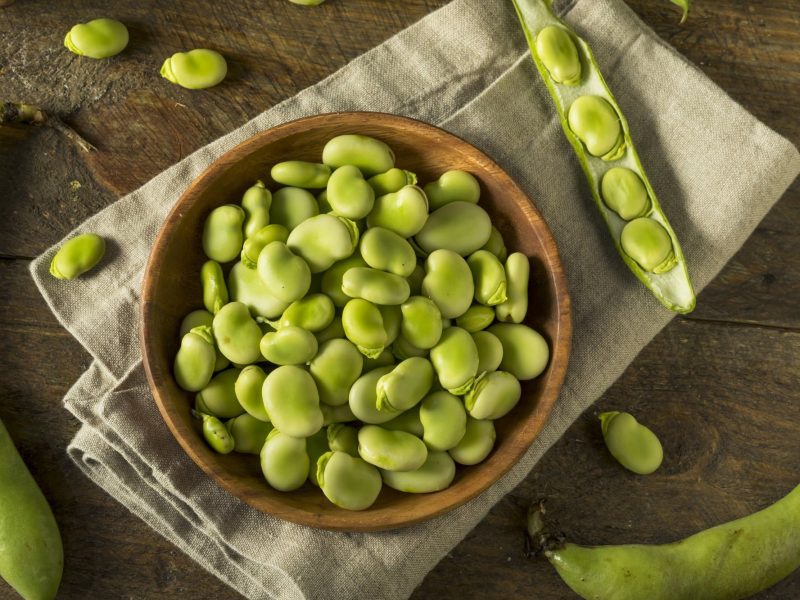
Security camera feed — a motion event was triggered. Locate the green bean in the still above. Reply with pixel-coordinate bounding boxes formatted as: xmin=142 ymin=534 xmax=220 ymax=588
xmin=495 ymin=252 xmax=529 ymax=323
xmin=49 ymin=233 xmax=105 ymax=280
xmin=357 ymin=425 xmax=428 ymax=472
xmin=534 ymin=25 xmax=581 ymax=86
xmin=196 ymin=412 xmax=234 ymax=454
xmin=348 ymin=366 xmax=395 ymax=425
xmin=620 ymin=218 xmax=677 ymax=273
xmin=225 ymin=413 xmax=273 ymax=454
xmin=322 ymin=134 xmax=395 ymax=176
xmin=472 ymin=330 xmax=504 ymax=374
xmin=271 ymin=161 xmax=331 ymax=189
xmin=259 ymin=326 xmax=318 ymax=365
xmin=600 ymin=167 xmax=651 ymax=220
xmin=419 ymin=391 xmax=467 ymax=451
xmin=342 ymin=298 xmax=387 ymax=359
xmin=468 ymin=250 xmax=508 ymax=306
xmin=599 ymin=411 xmax=663 ymax=475
xmin=260 ymin=429 xmax=308 ymax=492
xmin=375 ymin=357 xmax=434 ymax=412
xmin=161 ymin=49 xmax=227 ymax=89
xmin=423 ymin=170 xmax=481 ymax=211
xmin=309 ymin=338 xmax=363 ymax=406
xmin=286 ymin=214 xmax=359 ymax=273
xmin=317 ymin=451 xmax=382 ymax=511
xmin=422 ymin=249 xmax=474 ymax=319
xmin=488 ymin=323 xmax=549 ymax=380
xmin=277 ymin=293 xmax=335 ymax=332
xmin=464 ymin=371 xmax=521 ymax=420
xmin=255 ymin=241 xmax=311 ymax=303
xmin=382 ymin=405 xmax=424 ymax=437
xmin=415 ymin=201 xmax=492 ymax=256
xmin=326 ymin=165 xmax=375 ymax=220
xmin=448 ymin=417 xmax=495 ymax=465
xmin=360 ymin=227 xmax=416 ymax=277
xmin=321 ymin=254 xmax=368 ymax=307
xmin=241 ymin=181 xmax=272 ymax=239
xmin=240 ymin=224 xmax=289 ymax=269
xmin=201 ymin=260 xmax=228 ymax=314
xmin=399 ymin=296 xmax=443 ymax=349
xmin=321 ymin=402 xmax=357 ymax=425
xmin=512 ymin=0 xmax=695 ymax=313
xmin=480 ymin=226 xmax=508 ymax=262
xmin=228 ymin=261 xmax=289 ymax=320
xmin=366 ymin=185 xmax=429 ymax=238
xmin=327 ymin=423 xmax=359 ymax=457
xmin=195 ymin=368 xmax=244 ymax=419
xmin=314 ymin=315 xmax=345 ymax=345
xmin=270 ymin=187 xmax=319 ymax=231
xmin=0 ymin=417 xmax=63 ymax=600
xmin=342 ymin=267 xmax=410 ymax=306
xmin=174 ymin=326 xmax=217 ymax=392
xmin=64 ymin=18 xmax=128 ymax=59
xmin=234 ymin=365 xmax=270 ymax=422
xmin=202 ymin=205 xmax=245 ymax=262
xmin=380 ymin=451 xmax=455 ymax=493
xmin=430 ymin=327 xmax=479 ymax=395
xmin=306 ymin=429 xmax=330 ymax=487
xmin=262 ymin=365 xmax=323 ymax=438
xmin=406 ymin=263 xmax=425 ymax=296
xmin=367 ymin=168 xmax=417 ymax=195
xmin=212 ymin=301 xmax=263 ymax=364
xmin=455 ymin=305 xmax=495 ymax=332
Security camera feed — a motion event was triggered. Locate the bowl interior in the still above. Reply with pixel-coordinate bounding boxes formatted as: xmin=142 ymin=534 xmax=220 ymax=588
xmin=141 ymin=112 xmax=571 ymax=531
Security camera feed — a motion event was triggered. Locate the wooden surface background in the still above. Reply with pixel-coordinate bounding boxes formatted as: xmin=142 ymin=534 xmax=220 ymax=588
xmin=1 ymin=0 xmax=798 ymax=598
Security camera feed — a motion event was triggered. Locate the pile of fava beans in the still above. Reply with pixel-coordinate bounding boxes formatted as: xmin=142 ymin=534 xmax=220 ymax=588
xmin=173 ymin=134 xmax=550 ymax=511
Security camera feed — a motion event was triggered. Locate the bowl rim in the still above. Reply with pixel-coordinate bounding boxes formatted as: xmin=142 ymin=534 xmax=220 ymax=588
xmin=140 ymin=111 xmax=572 ymax=531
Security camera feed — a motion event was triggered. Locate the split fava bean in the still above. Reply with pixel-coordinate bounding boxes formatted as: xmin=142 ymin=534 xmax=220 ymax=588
xmin=468 ymin=250 xmax=508 ymax=306
xmin=234 ymin=365 xmax=270 ymax=422
xmin=423 ymin=170 xmax=481 ymax=211
xmin=226 ymin=413 xmax=272 ymax=454
xmin=419 ymin=391 xmax=467 ymax=451
xmin=495 ymin=252 xmax=530 ymax=323
xmin=161 ymin=49 xmax=227 ymax=90
xmin=601 ymin=167 xmax=651 ymax=220
xmin=472 ymin=330 xmax=504 ymax=374
xmin=50 ymin=233 xmax=105 ymax=280
xmin=322 ymin=134 xmax=395 ymax=176
xmin=599 ymin=411 xmax=663 ymax=475
xmin=342 ymin=298 xmax=387 ymax=359
xmin=430 ymin=327 xmax=479 ymax=395
xmin=375 ymin=357 xmax=434 ymax=412
xmin=317 ymin=451 xmax=382 ymax=510
xmin=488 ymin=323 xmax=549 ymax=381
xmin=256 ymin=241 xmax=311 ymax=303
xmin=357 ymin=425 xmax=428 ymax=472
xmin=367 ymin=168 xmax=417 ymax=196
xmin=400 ymin=296 xmax=443 ymax=349
xmin=455 ymin=305 xmax=495 ymax=332
xmin=198 ymin=412 xmax=235 ymax=454
xmin=348 ymin=366 xmax=395 ymax=424
xmin=342 ymin=267 xmax=410 ymax=306
xmin=259 ymin=326 xmax=318 ymax=365
xmin=448 ymin=417 xmax=495 ymax=465
xmin=228 ymin=261 xmax=288 ymax=319
xmin=271 ymin=161 xmax=331 ymax=189
xmin=568 ymin=95 xmax=625 ymax=161
xmin=262 ymin=366 xmax=323 ymax=438
xmin=310 ymin=338 xmax=364 ymax=406
xmin=278 ymin=293 xmax=335 ymax=332
xmin=422 ymin=249 xmax=475 ymax=319
xmin=174 ymin=326 xmax=216 ymax=392
xmin=260 ymin=429 xmax=308 ymax=492
xmin=381 ymin=450 xmax=455 ymax=493
xmin=195 ymin=368 xmax=244 ymax=419
xmin=213 ymin=301 xmax=263 ymax=364
xmin=241 ymin=181 xmax=272 ymax=239
xmin=286 ymin=213 xmax=358 ymax=273
xmin=621 ymin=218 xmax=677 ymax=273
xmin=327 ymin=165 xmax=375 ymax=219
xmin=366 ymin=185 xmax=429 ymax=238
xmin=464 ymin=370 xmax=521 ymax=420
xmin=327 ymin=423 xmax=359 ymax=456
xmin=240 ymin=223 xmax=289 ymax=269
xmin=535 ymin=25 xmax=581 ymax=86
xmin=415 ymin=201 xmax=492 ymax=256
xmin=202 ymin=204 xmax=245 ymax=262
xmin=270 ymin=187 xmax=319 ymax=230
xmin=360 ymin=227 xmax=416 ymax=277
xmin=64 ymin=18 xmax=128 ymax=59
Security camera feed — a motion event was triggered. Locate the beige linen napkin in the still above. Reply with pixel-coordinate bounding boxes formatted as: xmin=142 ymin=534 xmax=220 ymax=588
xmin=30 ymin=0 xmax=800 ymax=598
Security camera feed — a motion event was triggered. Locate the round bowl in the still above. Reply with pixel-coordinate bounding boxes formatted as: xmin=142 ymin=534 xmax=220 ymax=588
xmin=141 ymin=112 xmax=571 ymax=531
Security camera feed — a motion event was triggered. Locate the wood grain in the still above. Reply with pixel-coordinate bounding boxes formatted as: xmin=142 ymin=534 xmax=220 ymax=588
xmin=0 ymin=0 xmax=798 ymax=597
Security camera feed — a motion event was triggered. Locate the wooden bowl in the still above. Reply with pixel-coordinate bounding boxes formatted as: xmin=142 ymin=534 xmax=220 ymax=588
xmin=141 ymin=112 xmax=571 ymax=531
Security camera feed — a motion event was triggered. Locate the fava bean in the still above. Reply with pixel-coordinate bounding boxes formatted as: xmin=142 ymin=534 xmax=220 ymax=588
xmin=362 ymin=349 xmax=396 ymax=372
xmin=357 ymin=425 xmax=427 ymax=472
xmin=212 ymin=301 xmax=263 ymax=364
xmin=382 ymin=404 xmax=423 ymax=437
xmin=348 ymin=366 xmax=395 ymax=424
xmin=179 ymin=309 xmax=213 ymax=338
xmin=488 ymin=323 xmax=549 ymax=381
xmin=380 ymin=450 xmax=455 ymax=493
xmin=601 ymin=167 xmax=651 ymax=220
xmin=399 ymin=296 xmax=442 ymax=349
xmin=422 ymin=249 xmax=474 ymax=319
xmin=306 ymin=429 xmax=330 ymax=487
xmin=161 ymin=49 xmax=227 ymax=89
xmin=423 ymin=170 xmax=481 ymax=211
xmin=260 ymin=429 xmax=308 ymax=492
xmin=240 ymin=224 xmax=289 ymax=269
xmin=366 ymin=185 xmax=429 ymax=238
xmin=375 ymin=357 xmax=434 ymax=412
xmin=568 ymin=95 xmax=625 ymax=161
xmin=379 ymin=305 xmax=402 ymax=345
xmin=226 ymin=413 xmax=272 ymax=454
xmin=391 ymin=335 xmax=427 ymax=360
xmin=448 ymin=417 xmax=495 ymax=465
xmin=326 ymin=165 xmax=375 ymax=220
xmin=468 ymin=250 xmax=508 ymax=306
xmin=309 ymin=338 xmax=363 ymax=406
xmin=278 ymin=293 xmax=335 ymax=332
xmin=464 ymin=370 xmax=521 ymax=420
xmin=271 ymin=161 xmax=331 ymax=189
xmin=342 ymin=267 xmax=410 ymax=306
xmin=360 ymin=227 xmax=416 ymax=277
xmin=415 ymin=201 xmax=492 ymax=256
xmin=174 ymin=326 xmax=216 ymax=392
xmin=262 ymin=366 xmax=323 ymax=438
xmin=535 ymin=25 xmax=581 ymax=86
xmin=620 ymin=218 xmax=676 ymax=273
xmin=430 ymin=327 xmax=479 ymax=395
xmin=317 ymin=451 xmax=382 ymax=511
xmin=322 ymin=134 xmax=395 ymax=176
xmin=406 ymin=263 xmax=425 ymax=296
xmin=455 ymin=305 xmax=495 ymax=332
xmin=270 ymin=187 xmax=319 ymax=230
xmin=260 ymin=326 xmax=318 ymax=365
xmin=480 ymin=226 xmax=508 ymax=262
xmin=321 ymin=402 xmax=356 ymax=425
xmin=321 ymin=254 xmax=368 ymax=307
xmin=50 ymin=233 xmax=106 ymax=280
xmin=419 ymin=391 xmax=467 ymax=451
xmin=314 ymin=315 xmax=345 ymax=345
xmin=289 ymin=0 xmax=326 ymax=5
xmin=202 ymin=205 xmax=245 ymax=262
xmin=198 ymin=412 xmax=235 ymax=454
xmin=256 ymin=241 xmax=311 ymax=303
xmin=228 ymin=261 xmax=289 ymax=319
xmin=495 ymin=252 xmax=529 ymax=323
xmin=472 ymin=330 xmax=504 ymax=374
xmin=327 ymin=423 xmax=359 ymax=456
xmin=286 ymin=213 xmax=358 ymax=273
xmin=234 ymin=365 xmax=270 ymax=422
xmin=316 ymin=189 xmax=333 ymax=213
xmin=201 ymin=260 xmax=228 ymax=314
xmin=241 ymin=181 xmax=272 ymax=238
xmin=599 ymin=411 xmax=663 ymax=475
xmin=367 ymin=168 xmax=417 ymax=196
xmin=64 ymin=18 xmax=128 ymax=59
xmin=195 ymin=368 xmax=244 ymax=419
xmin=342 ymin=298 xmax=387 ymax=359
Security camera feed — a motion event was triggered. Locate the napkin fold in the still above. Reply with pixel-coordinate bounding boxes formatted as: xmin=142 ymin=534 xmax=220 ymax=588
xmin=31 ymin=0 xmax=800 ymax=598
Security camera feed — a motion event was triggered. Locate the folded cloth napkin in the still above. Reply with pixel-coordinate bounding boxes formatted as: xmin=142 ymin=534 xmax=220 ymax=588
xmin=30 ymin=0 xmax=800 ymax=598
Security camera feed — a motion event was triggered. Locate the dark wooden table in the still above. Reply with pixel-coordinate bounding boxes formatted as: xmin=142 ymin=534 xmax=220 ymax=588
xmin=1 ymin=1 xmax=798 ymax=598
